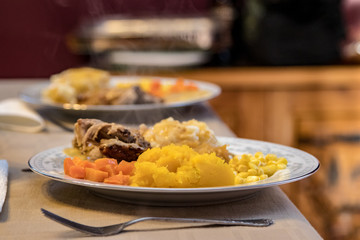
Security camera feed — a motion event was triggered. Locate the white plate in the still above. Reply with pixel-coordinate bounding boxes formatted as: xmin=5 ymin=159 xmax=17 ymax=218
xmin=28 ymin=137 xmax=319 ymax=206
xmin=19 ymin=76 xmax=221 ymax=112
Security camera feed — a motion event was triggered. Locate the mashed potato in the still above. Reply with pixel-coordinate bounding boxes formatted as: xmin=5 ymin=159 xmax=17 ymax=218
xmin=42 ymin=67 xmax=110 ymax=104
xmin=141 ymin=117 xmax=232 ymax=161
xmin=130 ymin=144 xmax=235 ymax=188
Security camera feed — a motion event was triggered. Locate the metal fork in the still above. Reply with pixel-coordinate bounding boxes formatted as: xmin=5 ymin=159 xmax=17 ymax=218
xmin=41 ymin=208 xmax=273 ymax=236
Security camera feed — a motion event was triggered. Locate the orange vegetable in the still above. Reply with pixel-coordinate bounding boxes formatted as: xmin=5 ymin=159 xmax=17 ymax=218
xmin=82 ymin=161 xmax=96 ymax=169
xmin=149 ymin=80 xmax=163 ymax=97
xmin=72 ymin=156 xmax=84 ymax=166
xmin=116 ymin=160 xmax=135 ymax=175
xmin=63 ymin=157 xmax=134 ymax=185
xmin=69 ymin=165 xmax=86 ymax=179
xmin=104 ymin=172 xmax=130 ymax=185
xmin=171 ymin=79 xmax=185 ymax=92
xmin=85 ymin=168 xmax=109 ymax=182
xmin=170 ymin=79 xmax=198 ymax=93
xmin=94 ymin=158 xmax=117 ymax=169
xmin=94 ymin=158 xmax=118 ymax=176
xmin=185 ymin=82 xmax=198 ymax=91
xmin=63 ymin=158 xmax=75 ymax=175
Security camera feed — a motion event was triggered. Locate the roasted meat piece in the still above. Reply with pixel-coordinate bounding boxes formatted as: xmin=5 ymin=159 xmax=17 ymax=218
xmin=73 ymin=118 xmax=151 ymax=162
xmin=76 ymin=86 xmax=163 ymax=105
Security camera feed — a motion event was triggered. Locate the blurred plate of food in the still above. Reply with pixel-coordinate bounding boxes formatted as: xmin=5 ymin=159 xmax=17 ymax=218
xmin=28 ymin=117 xmax=319 ymax=206
xmin=19 ymin=67 xmax=221 ymax=112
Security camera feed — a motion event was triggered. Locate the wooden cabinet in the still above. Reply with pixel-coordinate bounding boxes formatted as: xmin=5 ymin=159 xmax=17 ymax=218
xmin=159 ymin=66 xmax=360 ymax=240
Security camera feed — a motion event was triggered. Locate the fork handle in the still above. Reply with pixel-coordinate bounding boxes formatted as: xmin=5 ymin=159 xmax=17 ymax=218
xmin=126 ymin=217 xmax=273 ymax=227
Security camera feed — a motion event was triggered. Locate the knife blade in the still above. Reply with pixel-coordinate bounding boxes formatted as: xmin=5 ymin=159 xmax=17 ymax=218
xmin=0 ymin=159 xmax=8 ymax=213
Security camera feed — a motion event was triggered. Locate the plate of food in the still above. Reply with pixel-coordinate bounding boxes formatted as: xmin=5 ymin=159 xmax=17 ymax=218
xmin=28 ymin=118 xmax=319 ymax=206
xmin=19 ymin=67 xmax=221 ymax=112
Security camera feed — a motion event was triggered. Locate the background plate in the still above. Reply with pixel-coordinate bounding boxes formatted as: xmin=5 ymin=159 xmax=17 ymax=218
xmin=28 ymin=137 xmax=319 ymax=206
xmin=19 ymin=76 xmax=221 ymax=112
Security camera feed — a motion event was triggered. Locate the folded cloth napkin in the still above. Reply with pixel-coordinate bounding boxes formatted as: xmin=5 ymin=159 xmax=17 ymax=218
xmin=0 ymin=98 xmax=45 ymax=133
xmin=0 ymin=160 xmax=8 ymax=213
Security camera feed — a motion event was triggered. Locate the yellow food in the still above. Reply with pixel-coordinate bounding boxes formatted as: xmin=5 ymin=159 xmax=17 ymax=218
xmin=43 ymin=68 xmax=208 ymax=105
xmin=229 ymin=152 xmax=288 ymax=184
xmin=64 ymin=117 xmax=288 ymax=187
xmin=130 ymin=144 xmax=235 ymax=188
xmin=43 ymin=67 xmax=110 ymax=104
xmin=141 ymin=117 xmax=232 ymax=161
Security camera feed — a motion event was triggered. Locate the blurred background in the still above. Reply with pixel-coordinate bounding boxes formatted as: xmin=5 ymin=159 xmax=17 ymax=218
xmin=2 ymin=1 xmax=360 ymax=239
xmin=0 ymin=0 xmax=351 ymax=77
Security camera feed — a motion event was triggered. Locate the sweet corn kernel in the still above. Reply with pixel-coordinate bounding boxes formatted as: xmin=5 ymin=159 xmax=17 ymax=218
xmin=236 ymin=164 xmax=248 ymax=172
xmin=248 ymin=162 xmax=259 ymax=170
xmin=257 ymin=168 xmax=264 ymax=175
xmin=265 ymin=154 xmax=277 ymax=162
xmin=238 ymin=172 xmax=249 ymax=178
xmin=254 ymin=152 xmax=264 ymax=159
xmin=259 ymin=174 xmax=268 ymax=180
xmin=239 ymin=155 xmax=250 ymax=165
xmin=247 ymin=168 xmax=258 ymax=176
xmin=250 ymin=158 xmax=260 ymax=166
xmin=261 ymin=164 xmax=277 ymax=176
xmin=246 ymin=176 xmax=260 ymax=183
xmin=277 ymin=157 xmax=288 ymax=165
xmin=230 ymin=152 xmax=287 ymax=185
xmin=277 ymin=163 xmax=287 ymax=170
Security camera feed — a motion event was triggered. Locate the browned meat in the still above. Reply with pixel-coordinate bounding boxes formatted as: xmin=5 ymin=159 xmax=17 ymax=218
xmin=76 ymin=86 xmax=163 ymax=105
xmin=73 ymin=118 xmax=151 ymax=162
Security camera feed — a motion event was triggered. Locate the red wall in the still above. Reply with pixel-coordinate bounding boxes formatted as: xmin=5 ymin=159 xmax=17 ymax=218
xmin=0 ymin=0 xmax=210 ymax=78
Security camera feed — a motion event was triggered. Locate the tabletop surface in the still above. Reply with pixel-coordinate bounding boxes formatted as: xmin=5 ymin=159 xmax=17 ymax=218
xmin=0 ymin=80 xmax=323 ymax=240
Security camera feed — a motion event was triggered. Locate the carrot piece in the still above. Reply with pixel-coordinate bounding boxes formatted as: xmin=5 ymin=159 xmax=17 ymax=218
xmin=94 ymin=158 xmax=117 ymax=176
xmin=149 ymin=80 xmax=164 ymax=97
xmin=64 ymin=158 xmax=75 ymax=175
xmin=185 ymin=82 xmax=198 ymax=91
xmin=85 ymin=168 xmax=109 ymax=182
xmin=82 ymin=161 xmax=96 ymax=169
xmin=103 ymin=164 xmax=117 ymax=177
xmin=95 ymin=158 xmax=117 ymax=169
xmin=69 ymin=165 xmax=86 ymax=179
xmin=104 ymin=172 xmax=130 ymax=185
xmin=171 ymin=79 xmax=184 ymax=92
xmin=116 ymin=160 xmax=135 ymax=175
xmin=72 ymin=156 xmax=84 ymax=166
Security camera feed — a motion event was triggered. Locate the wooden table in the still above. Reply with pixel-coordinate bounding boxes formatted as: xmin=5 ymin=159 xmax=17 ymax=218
xmin=0 ymin=80 xmax=322 ymax=239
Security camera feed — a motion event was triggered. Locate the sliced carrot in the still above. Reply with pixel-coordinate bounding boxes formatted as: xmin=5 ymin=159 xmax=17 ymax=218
xmin=104 ymin=172 xmax=130 ymax=185
xmin=64 ymin=157 xmax=133 ymax=185
xmin=94 ymin=158 xmax=118 ymax=176
xmin=185 ymin=82 xmax=198 ymax=91
xmin=95 ymin=158 xmax=117 ymax=169
xmin=72 ymin=156 xmax=84 ymax=166
xmin=171 ymin=79 xmax=184 ymax=92
xmin=103 ymin=164 xmax=117 ymax=177
xmin=63 ymin=158 xmax=75 ymax=175
xmin=82 ymin=161 xmax=96 ymax=169
xmin=85 ymin=168 xmax=109 ymax=182
xmin=149 ymin=80 xmax=163 ymax=97
xmin=116 ymin=160 xmax=135 ymax=175
xmin=69 ymin=165 xmax=85 ymax=179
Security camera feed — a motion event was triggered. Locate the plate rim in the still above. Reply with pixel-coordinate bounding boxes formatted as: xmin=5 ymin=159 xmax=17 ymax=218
xmin=19 ymin=76 xmax=222 ymax=111
xmin=27 ymin=136 xmax=320 ymax=194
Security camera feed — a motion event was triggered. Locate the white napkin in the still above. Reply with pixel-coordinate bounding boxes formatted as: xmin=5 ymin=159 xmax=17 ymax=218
xmin=0 ymin=160 xmax=8 ymax=213
xmin=0 ymin=98 xmax=45 ymax=133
